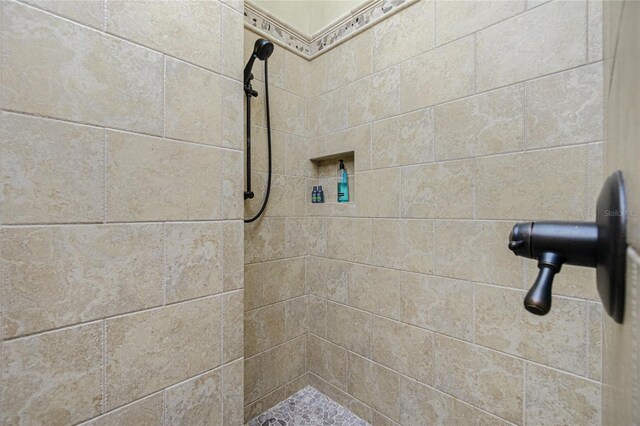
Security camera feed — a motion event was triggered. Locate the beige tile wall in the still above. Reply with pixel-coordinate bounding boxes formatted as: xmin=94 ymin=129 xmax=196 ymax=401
xmin=243 ymin=0 xmax=605 ymax=424
xmin=602 ymin=0 xmax=640 ymax=424
xmin=243 ymin=28 xmax=313 ymax=422
xmin=1 ymin=0 xmax=244 ymax=424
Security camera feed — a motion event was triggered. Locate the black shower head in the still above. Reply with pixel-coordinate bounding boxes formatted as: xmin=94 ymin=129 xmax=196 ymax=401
xmin=244 ymin=38 xmax=274 ymax=86
xmin=253 ymin=38 xmax=274 ymax=60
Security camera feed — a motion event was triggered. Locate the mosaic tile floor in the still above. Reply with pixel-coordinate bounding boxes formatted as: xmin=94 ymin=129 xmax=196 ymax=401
xmin=247 ymin=386 xmax=370 ymax=426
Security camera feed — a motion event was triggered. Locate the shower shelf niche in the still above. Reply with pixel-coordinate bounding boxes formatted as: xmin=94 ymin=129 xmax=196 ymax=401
xmin=309 ymin=150 xmax=355 ymax=207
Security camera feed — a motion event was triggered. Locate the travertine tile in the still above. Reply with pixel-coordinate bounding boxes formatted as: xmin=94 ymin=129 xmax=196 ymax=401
xmin=249 ymin=127 xmax=286 ymax=174
xmin=308 ymin=89 xmax=348 ymax=137
xmin=222 ymin=359 xmax=244 ymax=426
xmin=308 ymin=54 xmax=328 ymax=99
xmin=245 ymin=258 xmax=305 ymax=310
xmin=1 ymin=1 xmax=163 ymax=134
xmin=435 ymin=0 xmax=525 ymax=45
xmin=286 ymin=217 xmax=328 ymax=257
xmin=355 ymin=169 xmax=400 ymax=218
xmin=327 ymin=218 xmax=372 ymax=264
xmin=401 ymin=160 xmax=474 ymax=219
xmin=326 ymin=302 xmax=372 ymax=357
xmin=286 ymin=134 xmax=314 ymax=177
xmin=347 ymin=66 xmax=400 ymax=127
xmin=399 ymin=377 xmax=451 ymax=425
xmin=587 ymin=302 xmax=603 ymax=381
xmin=245 ymin=303 xmax=286 ymax=357
xmin=587 ymin=142 xmax=604 ymax=220
xmin=588 ymin=0 xmax=603 ymax=62
xmin=401 ymin=275 xmax=474 ymax=341
xmin=307 ymin=334 xmax=349 ymax=391
xmin=400 ymin=36 xmax=474 ymax=112
xmin=23 ymin=0 xmax=104 ymax=28
xmin=106 ymin=131 xmax=222 ymax=222
xmin=105 ymin=297 xmax=222 ymax=409
xmin=348 ymin=353 xmax=401 ymax=422
xmin=222 ymin=149 xmax=244 ymax=220
xmin=106 ymin=0 xmax=222 ymax=72
xmin=306 ymin=257 xmax=349 ymax=304
xmin=222 ymin=7 xmax=243 ymax=81
xmin=265 ymin=175 xmax=306 ymax=218
xmin=221 ymin=78 xmax=244 ymax=150
xmin=373 ymin=0 xmax=435 ymax=72
xmin=525 ymin=63 xmax=603 ymax=149
xmin=307 ymin=295 xmax=328 ymax=339
xmin=435 ymin=84 xmax=524 ymax=160
xmin=271 ymin=87 xmax=306 ymax=137
xmin=348 ymin=263 xmax=413 ymax=320
xmin=476 ymin=146 xmax=588 ymax=220
xmin=223 ymin=221 xmax=244 ymax=291
xmin=525 ymin=363 xmax=600 ymax=426
xmin=476 ymin=0 xmax=587 ymax=91
xmin=305 ymin=375 xmax=373 ymax=424
xmin=165 ymin=370 xmax=222 ymax=426
xmin=165 ymin=223 xmax=223 ymax=304
xmin=165 ymin=58 xmax=222 ymax=146
xmin=1 ymin=112 xmax=103 ymax=224
xmin=2 ymin=323 xmax=102 ymax=425
xmin=372 ymin=317 xmax=435 ymax=385
xmin=475 ymin=285 xmax=587 ymax=375
xmin=245 ymin=336 xmax=306 ymax=404
xmin=372 ymin=411 xmax=400 ymax=426
xmin=244 ymin=217 xmax=285 ymax=263
xmin=285 ymin=296 xmax=308 ymax=340
xmin=372 ymin=219 xmax=433 ymax=274
xmin=223 ymin=291 xmax=244 ymax=364
xmin=434 ymin=220 xmax=525 ymax=287
xmin=1 ymin=224 xmax=163 ymax=338
xmin=285 ymin=50 xmax=308 ymax=96
xmin=82 ymin=394 xmax=163 ymax=426
xmin=435 ymin=335 xmax=523 ymax=423
xmin=326 ymin=30 xmax=372 ymax=91
xmin=372 ymin=108 xmax=434 ymax=168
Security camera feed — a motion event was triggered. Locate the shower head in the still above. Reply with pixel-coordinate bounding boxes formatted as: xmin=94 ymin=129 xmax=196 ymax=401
xmin=253 ymin=38 xmax=274 ymax=60
xmin=244 ymin=38 xmax=275 ymax=86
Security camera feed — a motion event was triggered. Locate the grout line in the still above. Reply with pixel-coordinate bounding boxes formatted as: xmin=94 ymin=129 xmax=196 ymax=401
xmin=0 ymin=109 xmax=245 ymax=153
xmin=307 ymin=291 xmax=602 ymax=384
xmin=101 ymin=320 xmax=107 ymax=413
xmin=522 ymin=362 xmax=527 ymax=426
xmin=162 ymin=56 xmax=167 ymax=138
xmin=102 ymin=0 xmax=107 ymax=32
xmin=310 ymin=334 xmax=519 ymax=426
xmin=103 ymin=130 xmax=108 ymax=223
xmin=162 ymin=223 xmax=168 ymax=306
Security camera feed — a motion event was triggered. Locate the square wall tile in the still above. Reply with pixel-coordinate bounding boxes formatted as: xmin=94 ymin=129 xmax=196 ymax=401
xmin=1 ymin=112 xmax=103 ymax=224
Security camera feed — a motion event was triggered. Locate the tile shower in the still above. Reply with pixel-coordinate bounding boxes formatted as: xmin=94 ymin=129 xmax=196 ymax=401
xmin=2 ymin=0 xmax=639 ymax=425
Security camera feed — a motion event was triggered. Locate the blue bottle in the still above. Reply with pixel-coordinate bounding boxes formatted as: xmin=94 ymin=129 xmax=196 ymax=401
xmin=337 ymin=160 xmax=349 ymax=203
xmin=318 ymin=185 xmax=325 ymax=203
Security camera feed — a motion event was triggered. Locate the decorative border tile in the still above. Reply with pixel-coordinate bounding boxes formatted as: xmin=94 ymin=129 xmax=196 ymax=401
xmin=244 ymin=0 xmax=419 ymax=59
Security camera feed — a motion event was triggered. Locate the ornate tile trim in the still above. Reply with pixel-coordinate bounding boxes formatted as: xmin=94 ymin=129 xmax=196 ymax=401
xmin=244 ymin=0 xmax=419 ymax=60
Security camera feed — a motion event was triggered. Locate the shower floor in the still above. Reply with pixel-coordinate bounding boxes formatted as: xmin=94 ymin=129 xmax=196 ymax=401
xmin=247 ymin=386 xmax=370 ymax=426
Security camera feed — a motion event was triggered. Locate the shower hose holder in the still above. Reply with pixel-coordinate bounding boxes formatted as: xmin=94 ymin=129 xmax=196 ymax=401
xmin=508 ymin=171 xmax=627 ymax=323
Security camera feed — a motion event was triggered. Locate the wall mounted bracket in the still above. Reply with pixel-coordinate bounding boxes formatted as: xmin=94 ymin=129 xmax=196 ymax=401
xmin=508 ymin=171 xmax=627 ymax=323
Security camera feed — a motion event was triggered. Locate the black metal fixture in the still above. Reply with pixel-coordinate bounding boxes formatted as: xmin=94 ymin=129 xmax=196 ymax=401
xmin=243 ymin=38 xmax=274 ymax=223
xmin=508 ymin=171 xmax=627 ymax=323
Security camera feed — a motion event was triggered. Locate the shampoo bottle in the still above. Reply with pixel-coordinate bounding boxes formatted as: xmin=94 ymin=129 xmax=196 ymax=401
xmin=337 ymin=160 xmax=349 ymax=203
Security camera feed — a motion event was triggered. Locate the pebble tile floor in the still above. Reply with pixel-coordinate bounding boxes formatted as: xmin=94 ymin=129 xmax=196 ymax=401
xmin=247 ymin=386 xmax=370 ymax=426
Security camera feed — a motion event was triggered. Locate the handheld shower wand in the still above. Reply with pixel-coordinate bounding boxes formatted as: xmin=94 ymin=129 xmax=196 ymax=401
xmin=244 ymin=38 xmax=274 ymax=223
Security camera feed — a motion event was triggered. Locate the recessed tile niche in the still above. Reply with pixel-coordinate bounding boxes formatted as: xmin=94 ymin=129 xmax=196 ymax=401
xmin=309 ymin=151 xmax=355 ymax=209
